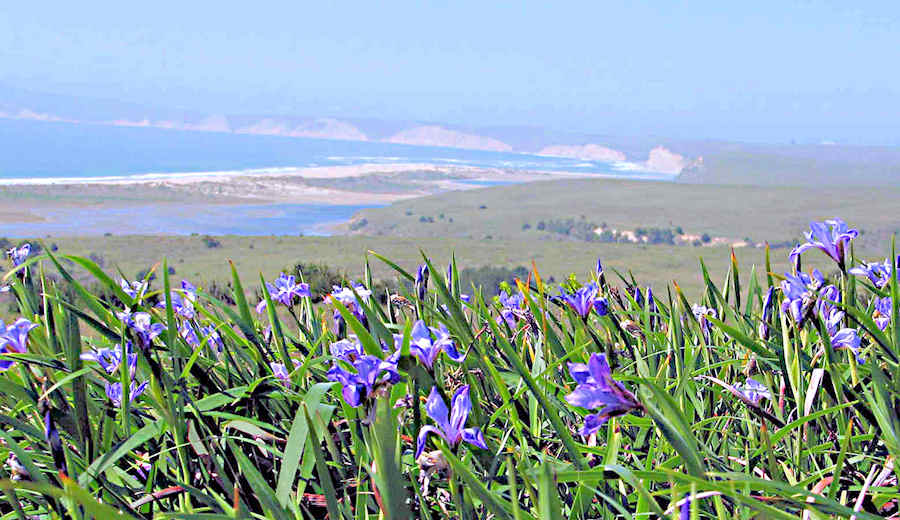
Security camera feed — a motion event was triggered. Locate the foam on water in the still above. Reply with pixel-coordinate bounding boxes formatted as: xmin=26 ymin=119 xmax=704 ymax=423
xmin=0 ymin=118 xmax=673 ymax=183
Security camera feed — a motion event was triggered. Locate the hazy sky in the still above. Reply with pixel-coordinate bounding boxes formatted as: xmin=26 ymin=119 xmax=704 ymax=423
xmin=2 ymin=1 xmax=899 ymax=144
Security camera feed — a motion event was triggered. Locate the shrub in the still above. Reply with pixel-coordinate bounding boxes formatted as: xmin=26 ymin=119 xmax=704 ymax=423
xmin=202 ymin=235 xmax=222 ymax=248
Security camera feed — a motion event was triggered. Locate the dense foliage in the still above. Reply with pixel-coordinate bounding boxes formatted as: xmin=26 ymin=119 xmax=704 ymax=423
xmin=0 ymin=219 xmax=898 ymax=519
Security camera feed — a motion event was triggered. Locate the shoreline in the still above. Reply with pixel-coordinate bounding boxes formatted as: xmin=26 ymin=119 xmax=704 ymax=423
xmin=0 ymin=162 xmax=674 ymax=187
xmin=0 ymin=163 xmax=675 ymax=237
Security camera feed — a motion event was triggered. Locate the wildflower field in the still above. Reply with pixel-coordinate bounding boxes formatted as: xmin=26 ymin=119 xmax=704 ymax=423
xmin=0 ymin=218 xmax=898 ymax=519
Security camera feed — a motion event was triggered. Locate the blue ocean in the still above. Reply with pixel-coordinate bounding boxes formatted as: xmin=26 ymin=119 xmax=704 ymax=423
xmin=0 ymin=118 xmax=661 ymax=181
xmin=0 ymin=118 xmax=667 ymax=236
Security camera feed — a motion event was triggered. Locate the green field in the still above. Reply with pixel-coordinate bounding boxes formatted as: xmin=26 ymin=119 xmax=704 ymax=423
xmin=11 ymin=234 xmax=834 ymax=302
xmin=346 ymin=176 xmax=899 ymax=247
xmin=5 ymin=176 xmax=893 ymax=301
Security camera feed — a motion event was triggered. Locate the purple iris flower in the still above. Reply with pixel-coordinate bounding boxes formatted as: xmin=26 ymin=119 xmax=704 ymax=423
xmin=758 ymin=286 xmax=776 ymax=340
xmin=326 ymin=355 xmax=401 ymax=407
xmin=330 ymin=338 xmax=365 ymax=361
xmin=0 ymin=318 xmax=38 ymax=371
xmin=565 ymin=353 xmax=642 ymax=436
xmin=824 ymin=310 xmax=865 ymax=363
xmin=256 ymin=273 xmax=310 ymax=313
xmin=830 ymin=328 xmax=864 ymax=364
xmin=790 ymin=219 xmax=858 ymax=270
xmin=270 ymin=359 xmax=300 ymax=387
xmin=409 ymin=320 xmax=464 ymax=369
xmin=873 ymin=296 xmax=892 ymax=331
xmin=645 ymin=286 xmax=659 ymax=327
xmin=328 ymin=284 xmax=372 ymax=321
xmin=497 ymin=290 xmax=525 ymax=327
xmin=155 ymin=280 xmax=197 ymax=319
xmin=560 ymin=283 xmax=601 ymax=318
xmin=118 ymin=312 xmax=166 ymax=350
xmin=628 ymin=286 xmax=644 ymax=307
xmin=5 ymin=244 xmax=30 ymax=267
xmin=691 ymin=304 xmax=717 ymax=342
xmin=813 ymin=283 xmax=842 ymax=326
xmin=596 ymin=258 xmax=604 ymax=279
xmin=734 ymin=378 xmax=771 ymax=406
xmin=105 ymin=380 xmax=149 ymax=407
xmin=119 ymin=278 xmax=147 ymax=299
xmin=849 ymin=257 xmax=900 ymax=289
xmin=780 ymin=270 xmax=825 ymax=324
xmin=81 ymin=342 xmax=136 ymax=375
xmin=179 ymin=322 xmax=199 ymax=347
xmin=499 ymin=290 xmax=524 ymax=309
xmin=416 ymin=385 xmax=488 ymax=458
xmin=200 ymin=325 xmax=224 ymax=352
xmin=415 ymin=264 xmax=430 ymax=301
xmin=134 ymin=452 xmax=152 ymax=481
xmin=680 ymin=496 xmax=691 ymax=520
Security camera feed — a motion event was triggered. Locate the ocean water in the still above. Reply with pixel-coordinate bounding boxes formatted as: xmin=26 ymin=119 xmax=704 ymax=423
xmin=1 ymin=203 xmax=376 ymax=237
xmin=0 ymin=118 xmax=667 ymax=181
xmin=0 ymin=118 xmax=671 ymax=236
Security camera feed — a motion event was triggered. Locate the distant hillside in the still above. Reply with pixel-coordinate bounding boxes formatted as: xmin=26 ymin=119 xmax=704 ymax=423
xmin=676 ymin=144 xmax=900 ymax=186
xmin=344 ymin=176 xmax=900 ymax=252
xmin=385 ymin=125 xmax=513 ymax=151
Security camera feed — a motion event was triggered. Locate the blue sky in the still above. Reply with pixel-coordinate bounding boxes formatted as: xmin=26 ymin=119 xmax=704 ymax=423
xmin=2 ymin=1 xmax=899 ymax=144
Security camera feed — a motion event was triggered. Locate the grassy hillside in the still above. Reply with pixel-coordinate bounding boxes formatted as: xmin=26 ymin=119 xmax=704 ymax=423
xmin=2 ymin=234 xmax=836 ymax=301
xmin=345 ymin=177 xmax=900 ymax=248
xmin=678 ymin=146 xmax=900 ymax=186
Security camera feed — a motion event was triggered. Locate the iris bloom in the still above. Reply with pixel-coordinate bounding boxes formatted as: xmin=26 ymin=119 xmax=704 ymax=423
xmin=330 ymin=338 xmax=364 ymax=361
xmin=498 ymin=290 xmax=525 ymax=327
xmin=87 ymin=343 xmax=146 ymax=406
xmin=118 ymin=312 xmax=166 ymax=350
xmin=410 ymin=320 xmax=464 ymax=369
xmin=825 ymin=310 xmax=865 ymax=363
xmin=734 ymin=378 xmax=771 ymax=405
xmin=565 ymin=353 xmax=642 ymax=436
xmin=105 ymin=380 xmax=149 ymax=407
xmin=256 ymin=273 xmax=310 ymax=313
xmin=691 ymin=304 xmax=717 ymax=342
xmin=849 ymin=257 xmax=899 ymax=289
xmin=326 ymin=355 xmax=401 ymax=407
xmin=790 ymin=219 xmax=858 ymax=269
xmin=415 ymin=264 xmax=429 ymax=300
xmin=680 ymin=497 xmax=691 ymax=520
xmin=180 ymin=322 xmax=199 ymax=347
xmin=328 ymin=284 xmax=372 ymax=321
xmin=270 ymin=360 xmax=301 ymax=387
xmin=646 ymin=286 xmax=659 ymax=327
xmin=200 ymin=325 xmax=224 ymax=352
xmin=119 ymin=278 xmax=147 ymax=299
xmin=628 ymin=286 xmax=644 ymax=307
xmin=560 ymin=283 xmax=605 ymax=318
xmin=780 ymin=270 xmax=825 ymax=324
xmin=5 ymin=244 xmax=30 ymax=267
xmin=81 ymin=342 xmax=136 ymax=375
xmin=416 ymin=385 xmax=488 ymax=458
xmin=830 ymin=328 xmax=864 ymax=364
xmin=758 ymin=286 xmax=775 ymax=340
xmin=0 ymin=318 xmax=38 ymax=371
xmin=873 ymin=296 xmax=892 ymax=331
xmin=156 ymin=280 xmax=197 ymax=319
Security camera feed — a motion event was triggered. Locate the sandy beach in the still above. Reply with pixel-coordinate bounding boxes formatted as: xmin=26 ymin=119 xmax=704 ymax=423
xmin=0 ymin=163 xmax=595 ymax=235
